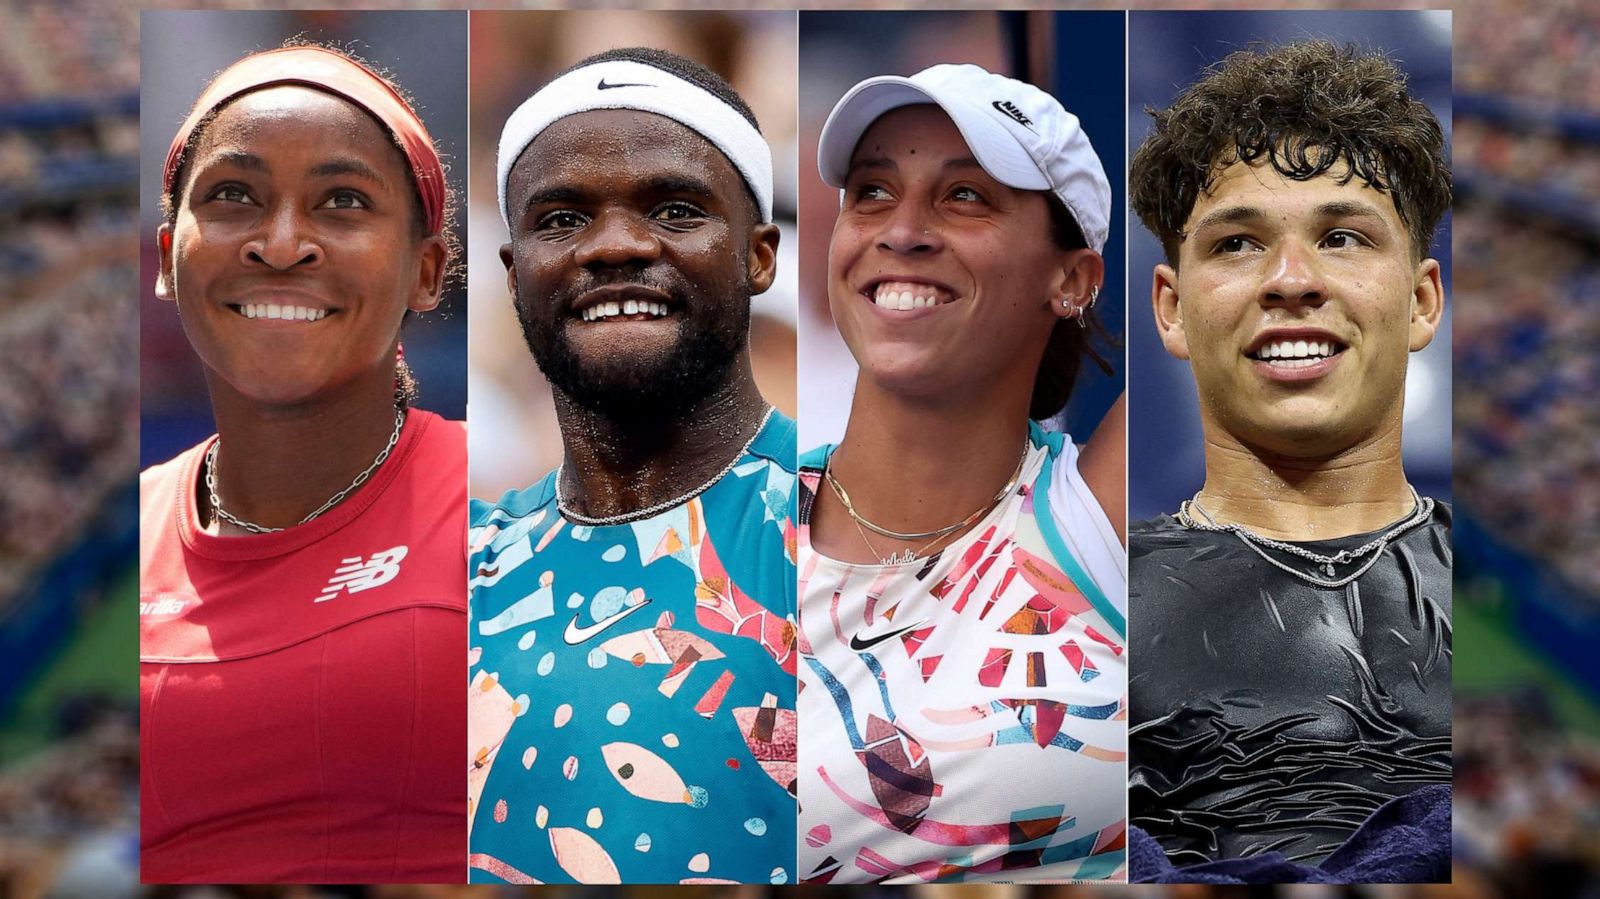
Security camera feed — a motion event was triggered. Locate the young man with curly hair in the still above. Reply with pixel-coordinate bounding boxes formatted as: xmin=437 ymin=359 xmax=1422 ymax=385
xmin=1126 ymin=41 xmax=1452 ymax=883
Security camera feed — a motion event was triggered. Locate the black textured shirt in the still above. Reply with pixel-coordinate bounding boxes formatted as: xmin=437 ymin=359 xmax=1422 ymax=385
xmin=1128 ymin=502 xmax=1452 ymax=868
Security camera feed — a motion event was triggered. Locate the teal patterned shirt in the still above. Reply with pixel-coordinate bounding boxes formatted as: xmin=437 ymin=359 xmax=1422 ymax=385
xmin=467 ymin=413 xmax=797 ymax=885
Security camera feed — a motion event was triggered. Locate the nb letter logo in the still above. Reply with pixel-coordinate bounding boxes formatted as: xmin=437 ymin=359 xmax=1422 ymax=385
xmin=317 ymin=546 xmax=408 ymax=602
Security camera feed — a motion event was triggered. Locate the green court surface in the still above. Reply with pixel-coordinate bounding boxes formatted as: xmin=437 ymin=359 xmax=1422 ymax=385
xmin=1456 ymin=585 xmax=1600 ymax=739
xmin=0 ymin=566 xmax=136 ymax=763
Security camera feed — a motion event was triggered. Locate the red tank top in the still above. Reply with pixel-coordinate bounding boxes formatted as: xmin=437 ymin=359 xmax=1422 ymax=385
xmin=139 ymin=410 xmax=466 ymax=883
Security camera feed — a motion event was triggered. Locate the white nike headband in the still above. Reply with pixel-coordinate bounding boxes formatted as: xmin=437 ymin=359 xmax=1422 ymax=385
xmin=497 ymin=59 xmax=774 ymax=227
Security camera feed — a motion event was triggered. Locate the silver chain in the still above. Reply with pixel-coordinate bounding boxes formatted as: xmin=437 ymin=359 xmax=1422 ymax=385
xmin=555 ymin=406 xmax=775 ymax=527
xmin=1177 ymin=486 xmax=1433 ymax=589
xmin=205 ymin=407 xmax=406 ymax=534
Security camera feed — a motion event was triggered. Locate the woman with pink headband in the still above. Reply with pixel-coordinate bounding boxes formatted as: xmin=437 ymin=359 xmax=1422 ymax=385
xmin=139 ymin=44 xmax=465 ymax=882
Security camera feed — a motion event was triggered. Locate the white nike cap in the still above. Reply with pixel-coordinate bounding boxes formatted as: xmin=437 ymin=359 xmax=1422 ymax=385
xmin=818 ymin=63 xmax=1111 ymax=253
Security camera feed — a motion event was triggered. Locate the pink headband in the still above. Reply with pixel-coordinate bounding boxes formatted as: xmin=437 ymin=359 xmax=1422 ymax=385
xmin=163 ymin=46 xmax=445 ymax=235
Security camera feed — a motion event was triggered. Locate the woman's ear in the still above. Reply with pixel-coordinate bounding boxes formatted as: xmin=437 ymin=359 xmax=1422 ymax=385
xmin=1051 ymin=249 xmax=1104 ymax=322
xmin=409 ymin=235 xmax=449 ymax=313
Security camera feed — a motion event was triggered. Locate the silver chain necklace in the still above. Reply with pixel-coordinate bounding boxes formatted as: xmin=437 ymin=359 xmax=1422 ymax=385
xmin=1177 ymin=486 xmax=1433 ymax=589
xmin=555 ymin=406 xmax=774 ymax=527
xmin=205 ymin=407 xmax=406 ymax=535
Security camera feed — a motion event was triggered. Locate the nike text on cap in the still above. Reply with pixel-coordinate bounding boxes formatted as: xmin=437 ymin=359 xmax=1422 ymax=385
xmin=817 ymin=63 xmax=1111 ymax=254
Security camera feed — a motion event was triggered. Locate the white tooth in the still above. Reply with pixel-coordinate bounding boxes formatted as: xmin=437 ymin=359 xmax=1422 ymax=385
xmin=898 ymin=292 xmax=913 ymax=311
xmin=265 ymin=304 xmax=281 ymax=320
xmin=606 ymin=301 xmax=621 ymax=317
xmin=652 ymin=303 xmax=664 ymax=316
xmin=1292 ymin=340 xmax=1307 ymax=357
xmin=1320 ymin=341 xmax=1332 ymax=356
xmin=311 ymin=309 xmax=325 ymax=321
xmin=624 ymin=299 xmax=639 ymax=315
xmin=875 ymin=292 xmax=890 ymax=308
xmin=251 ymin=304 xmax=263 ymax=319
xmin=294 ymin=306 xmax=308 ymax=321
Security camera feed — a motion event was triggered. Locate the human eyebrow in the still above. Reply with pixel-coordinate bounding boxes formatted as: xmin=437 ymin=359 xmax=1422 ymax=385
xmin=197 ymin=150 xmax=268 ymax=174
xmin=309 ymin=158 xmax=387 ymax=187
xmin=522 ymin=185 xmax=587 ymax=209
xmin=944 ymin=156 xmax=984 ymax=172
xmin=1187 ymin=205 xmax=1268 ymax=235
xmin=1315 ymin=200 xmax=1391 ymax=231
xmin=846 ymin=155 xmax=895 ymax=177
xmin=644 ymin=175 xmax=717 ymax=201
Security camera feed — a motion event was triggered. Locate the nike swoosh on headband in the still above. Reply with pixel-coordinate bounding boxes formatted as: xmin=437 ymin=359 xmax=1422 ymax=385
xmin=848 ymin=616 xmax=930 ymax=652
xmin=564 ymin=598 xmax=652 ymax=645
xmin=598 ymin=78 xmax=653 ymax=90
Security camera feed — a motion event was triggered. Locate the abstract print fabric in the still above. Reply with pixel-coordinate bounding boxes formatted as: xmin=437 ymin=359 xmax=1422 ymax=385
xmin=797 ymin=424 xmax=1128 ymax=883
xmin=467 ymin=414 xmax=798 ymax=885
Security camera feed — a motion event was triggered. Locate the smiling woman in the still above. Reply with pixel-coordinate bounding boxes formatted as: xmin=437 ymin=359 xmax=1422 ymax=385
xmin=138 ymin=41 xmax=468 ymax=884
xmin=796 ymin=59 xmax=1128 ymax=884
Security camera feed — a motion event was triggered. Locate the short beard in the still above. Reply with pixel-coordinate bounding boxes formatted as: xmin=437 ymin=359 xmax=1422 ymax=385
xmin=517 ymin=289 xmax=749 ymax=423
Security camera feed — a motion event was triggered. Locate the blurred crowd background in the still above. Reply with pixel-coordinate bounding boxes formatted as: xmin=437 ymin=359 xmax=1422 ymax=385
xmin=3 ymin=1 xmax=1599 ymax=898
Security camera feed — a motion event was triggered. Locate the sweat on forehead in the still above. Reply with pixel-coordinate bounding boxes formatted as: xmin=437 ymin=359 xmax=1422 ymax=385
xmin=505 ymin=109 xmax=752 ymax=216
xmin=163 ymin=46 xmax=445 ymax=235
xmin=496 ymin=58 xmax=773 ymax=226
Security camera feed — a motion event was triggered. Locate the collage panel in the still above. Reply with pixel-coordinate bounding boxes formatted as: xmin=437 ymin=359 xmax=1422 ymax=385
xmin=464 ymin=10 xmax=800 ymax=886
xmin=1124 ymin=10 xmax=1454 ymax=884
xmin=137 ymin=10 xmax=469 ymax=884
xmin=795 ymin=11 xmax=1128 ymax=884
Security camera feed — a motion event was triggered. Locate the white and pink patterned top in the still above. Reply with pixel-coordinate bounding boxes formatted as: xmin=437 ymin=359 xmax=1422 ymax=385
xmin=797 ymin=424 xmax=1126 ymax=884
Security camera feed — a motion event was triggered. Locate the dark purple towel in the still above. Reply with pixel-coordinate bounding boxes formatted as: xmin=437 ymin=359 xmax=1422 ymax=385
xmin=1132 ymin=784 xmax=1453 ymax=884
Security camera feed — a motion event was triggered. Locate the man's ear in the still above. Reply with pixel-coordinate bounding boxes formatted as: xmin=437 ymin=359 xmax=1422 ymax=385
xmin=155 ymin=224 xmax=176 ymax=301
xmin=747 ymin=223 xmax=780 ymax=296
xmin=1409 ymin=257 xmax=1444 ymax=352
xmin=1152 ymin=263 xmax=1189 ymax=360
xmin=500 ymin=242 xmax=519 ymax=301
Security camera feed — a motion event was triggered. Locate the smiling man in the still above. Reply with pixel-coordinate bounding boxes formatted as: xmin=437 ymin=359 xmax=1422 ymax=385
xmin=466 ymin=48 xmax=797 ymax=885
xmin=1125 ymin=42 xmax=1452 ymax=882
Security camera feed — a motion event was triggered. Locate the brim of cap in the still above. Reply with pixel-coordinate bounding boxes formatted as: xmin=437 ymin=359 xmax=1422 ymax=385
xmin=818 ymin=75 xmax=1050 ymax=192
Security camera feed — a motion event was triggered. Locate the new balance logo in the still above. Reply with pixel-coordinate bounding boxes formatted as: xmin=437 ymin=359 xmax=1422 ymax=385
xmin=992 ymin=100 xmax=1034 ymax=129
xmin=317 ymin=546 xmax=408 ymax=602
xmin=140 ymin=594 xmax=192 ymax=617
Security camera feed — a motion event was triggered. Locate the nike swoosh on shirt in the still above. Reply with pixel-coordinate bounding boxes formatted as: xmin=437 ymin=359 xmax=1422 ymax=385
xmin=564 ymin=598 xmax=652 ymax=645
xmin=598 ymin=78 xmax=653 ymax=90
xmin=848 ymin=616 xmax=930 ymax=652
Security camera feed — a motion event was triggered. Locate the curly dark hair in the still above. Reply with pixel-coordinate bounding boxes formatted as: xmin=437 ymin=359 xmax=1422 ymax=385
xmin=1128 ymin=40 xmax=1450 ymax=264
